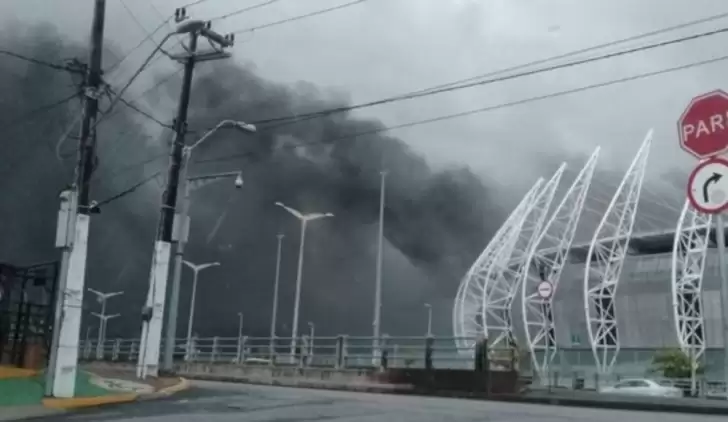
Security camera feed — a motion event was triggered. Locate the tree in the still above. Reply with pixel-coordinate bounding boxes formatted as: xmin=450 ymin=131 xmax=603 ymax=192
xmin=650 ymin=349 xmax=704 ymax=378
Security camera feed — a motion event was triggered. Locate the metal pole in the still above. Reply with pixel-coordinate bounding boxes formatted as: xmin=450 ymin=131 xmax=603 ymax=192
xmin=309 ymin=323 xmax=315 ymax=357
xmin=163 ymin=161 xmax=190 ymax=371
xmin=46 ymin=0 xmax=106 ymax=397
xmin=290 ymin=220 xmax=307 ymax=358
xmin=426 ymin=306 xmax=432 ymax=337
xmin=238 ymin=313 xmax=244 ymax=338
xmin=544 ymin=302 xmax=551 ymax=390
xmin=185 ymin=268 xmax=199 ymax=360
xmin=270 ymin=234 xmax=283 ymax=357
xmin=714 ymin=214 xmax=728 ymax=395
xmin=373 ymin=171 xmax=386 ymax=362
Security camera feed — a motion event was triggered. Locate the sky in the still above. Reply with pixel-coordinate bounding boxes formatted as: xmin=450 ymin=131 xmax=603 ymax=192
xmin=2 ymin=0 xmax=727 ymax=341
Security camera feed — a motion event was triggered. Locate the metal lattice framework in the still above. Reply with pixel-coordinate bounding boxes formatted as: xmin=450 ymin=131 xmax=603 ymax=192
xmin=453 ymin=178 xmax=544 ymax=353
xmin=584 ymin=130 xmax=652 ymax=375
xmin=521 ymin=148 xmax=600 ymax=378
xmin=671 ymin=199 xmax=711 ymax=364
xmin=482 ymin=165 xmax=565 ymax=350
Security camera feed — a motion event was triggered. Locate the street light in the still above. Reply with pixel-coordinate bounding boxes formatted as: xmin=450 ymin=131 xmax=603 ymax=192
xmin=163 ymin=118 xmax=255 ymax=371
xmin=87 ymin=288 xmax=123 ymax=359
xmin=275 ymin=201 xmax=334 ymax=359
xmin=424 ymin=303 xmax=433 ymax=337
xmin=237 ymin=312 xmax=244 ymax=339
xmin=269 ymin=234 xmax=284 ymax=358
xmin=182 ymin=260 xmax=220 ymax=361
xmin=308 ymin=321 xmax=315 ymax=358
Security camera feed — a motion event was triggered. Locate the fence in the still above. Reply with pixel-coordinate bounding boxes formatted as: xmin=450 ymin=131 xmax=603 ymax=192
xmin=79 ymin=335 xmax=489 ymax=370
xmin=79 ymin=335 xmax=728 ymax=397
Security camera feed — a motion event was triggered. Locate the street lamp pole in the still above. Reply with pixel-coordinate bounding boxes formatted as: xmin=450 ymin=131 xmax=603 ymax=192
xmin=275 ymin=202 xmax=333 ymax=359
xmin=308 ymin=321 xmax=315 ymax=358
xmin=237 ymin=312 xmax=244 ymax=339
xmin=87 ymin=288 xmax=123 ymax=358
xmin=425 ymin=303 xmax=433 ymax=337
xmin=373 ymin=170 xmax=386 ymax=363
xmin=270 ymin=234 xmax=284 ymax=357
xmin=163 ymin=119 xmax=253 ymax=372
xmin=182 ymin=260 xmax=220 ymax=361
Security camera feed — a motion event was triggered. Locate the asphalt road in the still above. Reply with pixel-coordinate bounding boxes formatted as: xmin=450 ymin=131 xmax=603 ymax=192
xmin=32 ymin=381 xmax=727 ymax=422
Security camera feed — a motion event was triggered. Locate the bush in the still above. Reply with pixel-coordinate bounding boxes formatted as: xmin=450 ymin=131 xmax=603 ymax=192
xmin=650 ymin=349 xmax=704 ymax=378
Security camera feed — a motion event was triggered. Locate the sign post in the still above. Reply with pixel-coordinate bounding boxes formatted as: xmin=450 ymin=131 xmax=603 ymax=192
xmin=537 ymin=280 xmax=553 ymax=390
xmin=680 ymin=90 xmax=728 ymax=396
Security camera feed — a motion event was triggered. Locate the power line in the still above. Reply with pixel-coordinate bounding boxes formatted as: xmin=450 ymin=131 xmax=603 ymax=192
xmin=195 ymin=53 xmax=728 ymax=164
xmin=181 ymin=0 xmax=215 ymax=8
xmin=3 ymin=91 xmax=80 ymax=129
xmin=250 ymin=25 xmax=728 ymax=127
xmin=94 ymin=170 xmax=162 ymax=208
xmin=231 ymin=0 xmax=370 ymax=34
xmin=0 ymin=49 xmax=83 ymax=73
xmin=118 ymin=97 xmax=173 ymax=128
xmin=209 ymin=0 xmax=284 ymax=21
xmin=416 ymin=10 xmax=728 ymax=95
xmin=106 ymin=17 xmax=170 ymax=73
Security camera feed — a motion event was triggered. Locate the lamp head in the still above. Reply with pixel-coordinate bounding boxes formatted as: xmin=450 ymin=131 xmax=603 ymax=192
xmin=234 ymin=121 xmax=257 ymax=133
xmin=234 ymin=173 xmax=244 ymax=189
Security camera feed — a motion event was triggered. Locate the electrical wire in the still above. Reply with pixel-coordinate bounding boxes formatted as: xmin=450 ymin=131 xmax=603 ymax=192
xmin=93 ymin=170 xmax=162 ymax=208
xmin=0 ymin=49 xmax=82 ymax=73
xmin=2 ymin=91 xmax=80 ymax=129
xmin=118 ymin=97 xmax=173 ymax=129
xmin=416 ymin=10 xmax=728 ymax=95
xmin=181 ymin=0 xmax=215 ymax=8
xmin=231 ymin=0 xmax=371 ymax=34
xmin=195 ymin=53 xmax=728 ymax=164
xmin=209 ymin=0 xmax=284 ymax=21
xmin=248 ymin=25 xmax=728 ymax=128
xmin=106 ymin=18 xmax=171 ymax=73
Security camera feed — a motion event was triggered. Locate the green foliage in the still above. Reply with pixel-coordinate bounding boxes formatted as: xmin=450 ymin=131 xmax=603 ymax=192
xmin=650 ymin=349 xmax=704 ymax=378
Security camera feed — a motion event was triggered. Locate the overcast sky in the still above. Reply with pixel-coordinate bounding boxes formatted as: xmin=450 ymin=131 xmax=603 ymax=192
xmin=5 ymin=0 xmax=728 ymax=337
xmin=6 ymin=0 xmax=727 ymax=198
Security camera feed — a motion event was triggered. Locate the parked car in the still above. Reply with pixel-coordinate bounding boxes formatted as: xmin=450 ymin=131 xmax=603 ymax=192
xmin=599 ymin=378 xmax=683 ymax=398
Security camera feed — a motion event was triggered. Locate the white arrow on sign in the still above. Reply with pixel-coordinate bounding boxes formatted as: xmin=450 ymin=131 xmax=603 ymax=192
xmin=537 ymin=281 xmax=553 ymax=299
xmin=687 ymin=157 xmax=728 ymax=214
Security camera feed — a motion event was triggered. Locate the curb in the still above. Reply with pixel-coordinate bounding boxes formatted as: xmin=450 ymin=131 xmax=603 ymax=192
xmin=42 ymin=393 xmax=139 ymax=410
xmin=138 ymin=377 xmax=191 ymax=401
xmin=42 ymin=377 xmax=190 ymax=409
xmin=179 ymin=373 xmax=728 ymax=416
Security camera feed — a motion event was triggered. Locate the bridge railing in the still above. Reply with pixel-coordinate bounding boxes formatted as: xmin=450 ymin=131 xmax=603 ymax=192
xmin=78 ymin=335 xmax=516 ymax=371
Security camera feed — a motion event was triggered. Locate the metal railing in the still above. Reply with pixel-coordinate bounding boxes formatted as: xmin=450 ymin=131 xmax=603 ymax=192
xmin=79 ymin=335 xmax=507 ymax=370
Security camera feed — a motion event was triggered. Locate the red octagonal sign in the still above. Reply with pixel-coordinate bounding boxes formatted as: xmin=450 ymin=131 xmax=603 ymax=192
xmin=679 ymin=90 xmax=728 ymax=159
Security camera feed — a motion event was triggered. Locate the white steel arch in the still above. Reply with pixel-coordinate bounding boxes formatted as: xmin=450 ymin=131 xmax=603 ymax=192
xmin=521 ymin=147 xmax=600 ymax=379
xmin=453 ymin=178 xmax=544 ymax=353
xmin=483 ymin=166 xmax=565 ymax=351
xmin=584 ymin=130 xmax=652 ymax=375
xmin=671 ymin=199 xmax=711 ymax=365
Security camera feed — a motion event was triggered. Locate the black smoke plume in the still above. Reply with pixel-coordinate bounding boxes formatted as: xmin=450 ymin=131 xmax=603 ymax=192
xmin=1 ymin=26 xmax=508 ymax=340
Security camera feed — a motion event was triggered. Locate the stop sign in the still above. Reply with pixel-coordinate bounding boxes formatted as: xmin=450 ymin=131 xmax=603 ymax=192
xmin=679 ymin=90 xmax=728 ymax=159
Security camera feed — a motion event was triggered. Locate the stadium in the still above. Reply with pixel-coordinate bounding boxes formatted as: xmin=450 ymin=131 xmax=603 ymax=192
xmin=452 ymin=128 xmax=724 ymax=381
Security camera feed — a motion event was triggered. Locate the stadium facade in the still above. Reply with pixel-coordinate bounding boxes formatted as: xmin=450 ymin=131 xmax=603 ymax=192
xmin=453 ymin=129 xmax=724 ymax=379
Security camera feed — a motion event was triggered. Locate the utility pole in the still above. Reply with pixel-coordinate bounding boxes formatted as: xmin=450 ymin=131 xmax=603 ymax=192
xmin=47 ymin=0 xmax=106 ymax=398
xmin=138 ymin=10 xmax=236 ymax=379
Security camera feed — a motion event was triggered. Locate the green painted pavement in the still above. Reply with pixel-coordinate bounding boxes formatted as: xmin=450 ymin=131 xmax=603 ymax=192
xmin=0 ymin=372 xmax=112 ymax=406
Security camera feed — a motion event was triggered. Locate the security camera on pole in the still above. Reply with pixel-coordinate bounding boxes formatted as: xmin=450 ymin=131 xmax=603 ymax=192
xmin=679 ymin=89 xmax=728 ymax=395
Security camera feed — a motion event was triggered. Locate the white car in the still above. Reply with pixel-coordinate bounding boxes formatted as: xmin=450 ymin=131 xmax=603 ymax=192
xmin=599 ymin=378 xmax=683 ymax=398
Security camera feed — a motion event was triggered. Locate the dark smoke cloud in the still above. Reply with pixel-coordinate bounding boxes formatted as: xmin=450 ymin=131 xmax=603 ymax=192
xmin=1 ymin=26 xmax=510 ymax=340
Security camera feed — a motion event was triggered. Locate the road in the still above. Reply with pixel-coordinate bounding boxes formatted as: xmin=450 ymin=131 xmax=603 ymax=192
xmin=34 ymin=381 xmax=726 ymax=421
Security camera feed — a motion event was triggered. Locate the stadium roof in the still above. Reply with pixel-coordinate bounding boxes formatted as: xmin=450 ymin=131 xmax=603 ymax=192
xmin=552 ymin=226 xmax=724 ymax=264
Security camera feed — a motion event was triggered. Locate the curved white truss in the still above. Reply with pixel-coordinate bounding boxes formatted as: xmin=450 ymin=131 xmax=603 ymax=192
xmin=521 ymin=147 xmax=600 ymax=379
xmin=453 ymin=178 xmax=544 ymax=353
xmin=584 ymin=130 xmax=652 ymax=375
xmin=671 ymin=199 xmax=711 ymax=365
xmin=483 ymin=166 xmax=565 ymax=351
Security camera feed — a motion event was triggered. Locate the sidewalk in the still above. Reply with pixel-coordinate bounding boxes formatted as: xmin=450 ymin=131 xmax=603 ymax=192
xmin=0 ymin=366 xmax=189 ymax=420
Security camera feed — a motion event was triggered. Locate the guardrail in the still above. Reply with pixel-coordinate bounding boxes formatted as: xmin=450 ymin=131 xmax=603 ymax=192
xmin=79 ymin=335 xmax=512 ymax=370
